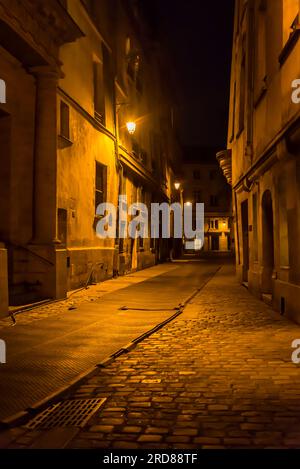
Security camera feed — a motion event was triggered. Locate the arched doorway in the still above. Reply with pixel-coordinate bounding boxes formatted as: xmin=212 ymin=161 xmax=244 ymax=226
xmin=262 ymin=190 xmax=274 ymax=294
xmin=241 ymin=200 xmax=249 ymax=283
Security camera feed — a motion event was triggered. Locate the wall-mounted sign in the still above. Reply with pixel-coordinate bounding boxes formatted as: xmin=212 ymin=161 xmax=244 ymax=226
xmin=0 ymin=79 xmax=6 ymax=104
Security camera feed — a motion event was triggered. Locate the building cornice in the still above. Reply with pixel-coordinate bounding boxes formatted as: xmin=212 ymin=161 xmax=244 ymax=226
xmin=232 ymin=110 xmax=300 ymax=192
xmin=0 ymin=0 xmax=84 ymax=68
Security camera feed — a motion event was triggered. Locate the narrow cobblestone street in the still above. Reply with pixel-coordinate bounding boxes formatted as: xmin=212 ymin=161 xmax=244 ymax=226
xmin=2 ymin=262 xmax=300 ymax=449
xmin=0 ymin=260 xmax=220 ymax=423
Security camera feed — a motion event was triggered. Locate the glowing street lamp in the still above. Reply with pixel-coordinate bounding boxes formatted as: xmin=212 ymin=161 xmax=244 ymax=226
xmin=174 ymin=182 xmax=180 ymax=190
xmin=185 ymin=201 xmax=192 ymax=207
xmin=126 ymin=121 xmax=136 ymax=135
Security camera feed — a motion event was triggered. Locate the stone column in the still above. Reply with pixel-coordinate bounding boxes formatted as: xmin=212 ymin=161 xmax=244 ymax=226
xmin=28 ymin=66 xmax=67 ymax=300
xmin=31 ymin=66 xmax=59 ymax=245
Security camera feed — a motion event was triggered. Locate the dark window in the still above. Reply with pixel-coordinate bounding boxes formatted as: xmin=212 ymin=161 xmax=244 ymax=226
xmin=140 ymin=150 xmax=148 ymax=165
xmin=95 ymin=162 xmax=107 ymax=213
xmin=193 ymin=191 xmax=202 ymax=203
xmin=291 ymin=13 xmax=299 ymax=32
xmin=210 ymin=195 xmax=219 ymax=207
xmin=57 ymin=208 xmax=67 ymax=245
xmin=81 ymin=0 xmax=93 ymax=14
xmin=211 ymin=235 xmax=219 ymax=251
xmin=102 ymin=44 xmax=114 ymax=129
xmin=132 ymin=138 xmax=141 ymax=158
xmin=93 ymin=61 xmax=105 ymax=125
xmin=60 ymin=101 xmax=70 ymax=139
xmin=127 ymin=58 xmax=135 ymax=81
xmin=58 ymin=0 xmax=67 ymax=9
xmin=238 ymin=52 xmax=246 ymax=135
xmin=230 ymin=82 xmax=236 ymax=142
xmin=136 ymin=71 xmax=143 ymax=94
xmin=215 ymin=220 xmax=219 ymax=229
xmin=252 ymin=193 xmax=258 ymax=261
xmin=209 ymin=170 xmax=216 ymax=180
xmin=193 ymin=170 xmax=201 ymax=180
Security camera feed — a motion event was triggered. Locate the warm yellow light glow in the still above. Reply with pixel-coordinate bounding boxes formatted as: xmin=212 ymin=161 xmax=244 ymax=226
xmin=186 ymin=201 xmax=192 ymax=207
xmin=126 ymin=121 xmax=136 ymax=135
xmin=174 ymin=182 xmax=180 ymax=190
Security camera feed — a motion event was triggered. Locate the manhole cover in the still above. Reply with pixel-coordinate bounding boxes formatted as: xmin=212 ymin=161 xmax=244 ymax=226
xmin=26 ymin=398 xmax=106 ymax=430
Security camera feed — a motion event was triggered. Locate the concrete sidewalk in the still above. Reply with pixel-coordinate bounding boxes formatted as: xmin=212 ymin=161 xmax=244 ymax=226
xmin=2 ymin=264 xmax=300 ymax=449
xmin=0 ymin=261 xmax=220 ymax=424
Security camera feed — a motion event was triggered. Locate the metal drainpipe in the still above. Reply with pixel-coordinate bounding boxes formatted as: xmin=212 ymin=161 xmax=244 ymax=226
xmin=114 ymin=100 xmax=123 ymax=273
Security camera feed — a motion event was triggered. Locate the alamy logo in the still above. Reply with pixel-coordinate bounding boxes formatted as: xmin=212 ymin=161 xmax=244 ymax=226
xmin=0 ymin=79 xmax=6 ymax=104
xmin=0 ymin=340 xmax=6 ymax=364
xmin=96 ymin=196 xmax=205 ymax=250
xmin=292 ymin=79 xmax=300 ymax=104
xmin=291 ymin=339 xmax=300 ymax=364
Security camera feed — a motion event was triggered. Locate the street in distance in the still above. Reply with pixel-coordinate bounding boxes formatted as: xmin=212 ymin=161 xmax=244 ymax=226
xmin=103 ymin=453 xmax=199 ymax=466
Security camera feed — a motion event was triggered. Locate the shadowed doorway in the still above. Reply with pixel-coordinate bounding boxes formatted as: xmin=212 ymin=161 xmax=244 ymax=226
xmin=262 ymin=190 xmax=274 ymax=294
xmin=241 ymin=200 xmax=249 ymax=283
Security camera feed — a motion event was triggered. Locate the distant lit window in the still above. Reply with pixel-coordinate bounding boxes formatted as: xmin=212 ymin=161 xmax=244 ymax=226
xmin=60 ymin=101 xmax=70 ymax=140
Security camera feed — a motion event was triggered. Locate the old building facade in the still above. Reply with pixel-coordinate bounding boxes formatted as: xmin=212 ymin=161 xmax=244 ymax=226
xmin=181 ymin=147 xmax=233 ymax=255
xmin=0 ymin=0 xmax=180 ymax=316
xmin=221 ymin=0 xmax=300 ymax=322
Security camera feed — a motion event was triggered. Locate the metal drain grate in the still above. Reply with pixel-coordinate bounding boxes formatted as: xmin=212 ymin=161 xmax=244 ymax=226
xmin=26 ymin=398 xmax=106 ymax=430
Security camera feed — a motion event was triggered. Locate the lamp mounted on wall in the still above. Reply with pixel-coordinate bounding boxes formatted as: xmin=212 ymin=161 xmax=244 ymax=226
xmin=126 ymin=121 xmax=136 ymax=135
xmin=116 ymin=102 xmax=137 ymax=135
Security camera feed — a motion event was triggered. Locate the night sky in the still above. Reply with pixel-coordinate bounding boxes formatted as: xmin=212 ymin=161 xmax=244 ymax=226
xmin=152 ymin=0 xmax=235 ymax=150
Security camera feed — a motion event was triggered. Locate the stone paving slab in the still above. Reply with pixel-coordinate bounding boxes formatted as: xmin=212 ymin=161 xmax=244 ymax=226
xmin=0 ymin=261 xmax=220 ymax=422
xmin=0 ymin=264 xmax=179 ymax=331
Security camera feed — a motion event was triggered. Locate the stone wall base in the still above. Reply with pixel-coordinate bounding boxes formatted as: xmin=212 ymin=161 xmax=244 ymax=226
xmin=273 ymin=279 xmax=300 ymax=324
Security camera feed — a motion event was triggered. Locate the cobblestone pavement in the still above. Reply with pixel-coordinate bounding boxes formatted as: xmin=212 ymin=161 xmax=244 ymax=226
xmin=2 ymin=264 xmax=300 ymax=449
